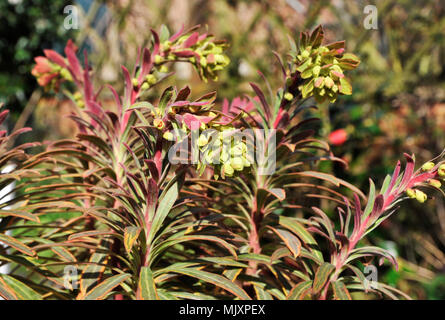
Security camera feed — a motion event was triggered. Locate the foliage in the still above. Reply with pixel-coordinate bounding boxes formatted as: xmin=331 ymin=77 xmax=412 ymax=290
xmin=1 ymin=23 xmax=444 ymax=300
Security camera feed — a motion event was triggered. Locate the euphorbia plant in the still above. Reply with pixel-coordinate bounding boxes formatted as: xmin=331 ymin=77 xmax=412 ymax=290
xmin=0 ymin=25 xmax=443 ymax=300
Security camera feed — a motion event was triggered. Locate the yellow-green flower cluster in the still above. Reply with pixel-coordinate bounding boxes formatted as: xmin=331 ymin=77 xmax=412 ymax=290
xmin=295 ymin=45 xmax=359 ymax=103
xmin=196 ymin=124 xmax=251 ymax=179
xmin=191 ymin=41 xmax=230 ymax=82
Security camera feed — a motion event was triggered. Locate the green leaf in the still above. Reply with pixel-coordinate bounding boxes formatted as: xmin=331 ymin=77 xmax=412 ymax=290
xmin=0 ymin=274 xmax=41 ymax=300
xmin=363 ymin=179 xmax=376 ymax=218
xmin=270 ymin=227 xmax=301 ymax=258
xmin=124 ymin=226 xmax=141 ymax=254
xmin=79 ymin=239 xmax=111 ymax=294
xmin=278 ymin=215 xmax=323 ymax=262
xmin=148 ymin=179 xmax=180 ymax=244
xmin=137 ymin=266 xmax=158 ymax=300
xmin=0 ymin=276 xmax=18 ymax=300
xmin=332 ymin=280 xmax=352 ymax=300
xmin=0 ymin=234 xmax=35 ymax=256
xmin=0 ymin=209 xmax=40 ymax=222
xmin=81 ymin=273 xmax=131 ymax=300
xmin=339 ymin=77 xmax=352 ymax=95
xmin=287 ymin=280 xmax=312 ymax=300
xmin=162 ymin=266 xmax=251 ymax=300
xmin=313 ymin=262 xmax=335 ymax=294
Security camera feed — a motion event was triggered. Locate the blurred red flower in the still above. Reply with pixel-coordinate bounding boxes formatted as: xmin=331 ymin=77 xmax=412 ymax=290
xmin=328 ymin=128 xmax=348 ymax=146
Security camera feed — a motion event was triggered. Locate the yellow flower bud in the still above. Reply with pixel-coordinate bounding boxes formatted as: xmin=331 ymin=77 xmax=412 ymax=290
xmin=284 ymin=92 xmax=294 ymax=101
xmin=222 ymin=163 xmax=234 ymax=177
xmin=145 ymin=74 xmax=157 ymax=85
xmin=301 ymin=50 xmax=310 ymax=59
xmin=406 ymin=188 xmax=416 ymax=199
xmin=429 ymin=179 xmax=441 ymax=188
xmin=422 ymin=162 xmax=435 ymax=171
xmin=324 ymin=77 xmax=334 ymax=88
xmin=159 ymin=65 xmax=168 ymax=73
xmin=140 ymin=82 xmax=149 ymax=91
xmin=312 ymin=65 xmax=321 ymax=76
xmin=231 ymin=157 xmax=244 ymax=171
xmin=163 ymin=131 xmax=174 ymax=141
xmin=153 ymin=118 xmax=165 ymax=130
xmin=415 ymin=189 xmax=427 ymax=203
xmin=132 ymin=78 xmax=139 ymax=87
xmin=438 ymin=164 xmax=445 ymax=176
xmin=198 ymin=134 xmax=208 ymax=147
xmin=154 ymin=55 xmax=163 ymax=64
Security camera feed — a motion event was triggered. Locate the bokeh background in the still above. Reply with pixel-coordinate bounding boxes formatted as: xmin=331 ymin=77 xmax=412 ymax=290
xmin=1 ymin=0 xmax=445 ymax=299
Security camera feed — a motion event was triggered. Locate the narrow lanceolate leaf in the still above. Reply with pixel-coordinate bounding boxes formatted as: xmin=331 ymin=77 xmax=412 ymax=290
xmin=287 ymin=281 xmax=312 ymax=300
xmin=313 ymin=263 xmax=335 ymax=294
xmin=137 ymin=267 xmax=158 ymax=300
xmin=51 ymin=246 xmax=76 ymax=262
xmin=0 ymin=276 xmax=18 ymax=300
xmin=270 ymin=227 xmax=301 ymax=258
xmin=0 ymin=209 xmax=40 ymax=222
xmin=124 ymin=226 xmax=141 ymax=254
xmin=0 ymin=234 xmax=35 ymax=256
xmin=81 ymin=273 xmax=131 ymax=300
xmin=79 ymin=240 xmax=111 ymax=294
xmin=164 ymin=267 xmax=251 ymax=300
xmin=278 ymin=215 xmax=323 ymax=262
xmin=149 ymin=180 xmax=179 ymax=244
xmin=332 ymin=281 xmax=352 ymax=300
xmin=0 ymin=275 xmax=41 ymax=300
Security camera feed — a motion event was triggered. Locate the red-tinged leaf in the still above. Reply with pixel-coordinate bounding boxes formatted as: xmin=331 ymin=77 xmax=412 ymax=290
xmin=173 ymin=50 xmax=197 ymax=57
xmin=81 ymin=273 xmax=130 ymax=300
xmin=326 ymin=40 xmax=345 ymax=50
xmin=65 ymin=39 xmax=82 ymax=81
xmin=146 ymin=178 xmax=158 ymax=222
xmin=151 ymin=29 xmax=160 ymax=55
xmin=0 ymin=234 xmax=35 ymax=256
xmin=398 ymin=153 xmax=415 ymax=190
xmin=0 ymin=276 xmax=18 ymax=300
xmin=139 ymin=48 xmax=152 ymax=82
xmin=309 ymin=25 xmax=324 ymax=48
xmin=353 ymin=194 xmax=362 ymax=231
xmin=107 ymin=84 xmax=122 ymax=115
xmin=169 ymin=24 xmax=185 ymax=42
xmin=296 ymin=171 xmax=366 ymax=200
xmin=332 ymin=280 xmax=352 ymax=300
xmin=0 ymin=109 xmax=9 ymax=125
xmin=51 ymin=246 xmax=76 ymax=262
xmin=386 ymin=161 xmax=401 ymax=196
xmin=369 ymin=194 xmax=384 ymax=220
xmin=176 ymin=86 xmax=191 ymax=101
xmin=183 ymin=32 xmax=199 ymax=47
xmin=145 ymin=159 xmax=160 ymax=182
xmin=124 ymin=226 xmax=141 ymax=254
xmin=312 ymin=262 xmax=335 ymax=293
xmin=163 ymin=267 xmax=251 ymax=300
xmin=79 ymin=240 xmax=111 ymax=294
xmin=0 ymin=209 xmax=40 ymax=222
xmin=44 ymin=49 xmax=66 ymax=67
xmin=137 ymin=267 xmax=158 ymax=300
xmin=0 ymin=275 xmax=41 ymax=300
xmin=287 ymin=280 xmax=312 ymax=300
xmin=277 ymin=215 xmax=323 ymax=262
xmin=269 ymin=227 xmax=301 ymax=258
xmin=249 ymin=83 xmax=271 ymax=121
xmin=121 ymin=65 xmax=133 ymax=106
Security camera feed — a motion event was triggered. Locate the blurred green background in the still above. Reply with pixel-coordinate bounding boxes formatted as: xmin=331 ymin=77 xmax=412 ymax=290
xmin=1 ymin=0 xmax=445 ymax=299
